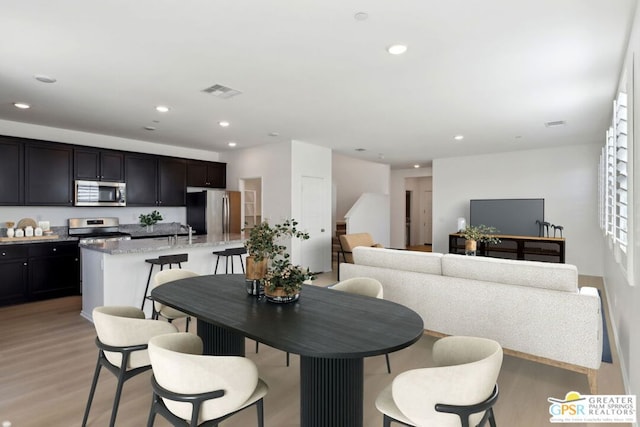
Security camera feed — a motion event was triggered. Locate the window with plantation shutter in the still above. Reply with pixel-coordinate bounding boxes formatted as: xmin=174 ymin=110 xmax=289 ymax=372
xmin=615 ymin=92 xmax=628 ymax=250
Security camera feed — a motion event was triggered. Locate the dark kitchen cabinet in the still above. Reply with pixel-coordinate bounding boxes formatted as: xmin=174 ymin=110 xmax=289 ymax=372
xmin=74 ymin=147 xmax=124 ymax=182
xmin=187 ymin=160 xmax=226 ymax=188
xmin=158 ymin=157 xmax=187 ymax=206
xmin=0 ymin=136 xmax=24 ymax=205
xmin=25 ymin=141 xmax=73 ymax=205
xmin=0 ymin=241 xmax=79 ymax=306
xmin=125 ymin=154 xmax=186 ymax=206
xmin=28 ymin=241 xmax=80 ymax=300
xmin=0 ymin=246 xmax=29 ymax=306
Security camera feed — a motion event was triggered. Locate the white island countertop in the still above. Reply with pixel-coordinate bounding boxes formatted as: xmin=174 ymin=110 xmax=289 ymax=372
xmin=80 ymin=233 xmax=247 ymax=321
xmin=80 ymin=233 xmax=245 ymax=255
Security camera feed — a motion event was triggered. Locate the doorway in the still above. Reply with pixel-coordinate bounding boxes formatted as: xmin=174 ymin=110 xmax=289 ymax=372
xmin=239 ymin=177 xmax=262 ymax=232
xmin=404 ymin=176 xmax=432 ymax=247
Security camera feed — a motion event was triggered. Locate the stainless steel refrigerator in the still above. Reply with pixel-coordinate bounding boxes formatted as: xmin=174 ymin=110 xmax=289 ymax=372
xmin=186 ymin=190 xmax=242 ymax=235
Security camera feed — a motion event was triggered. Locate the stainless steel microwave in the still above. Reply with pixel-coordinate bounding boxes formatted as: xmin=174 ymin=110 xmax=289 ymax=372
xmin=74 ymin=180 xmax=126 ymax=207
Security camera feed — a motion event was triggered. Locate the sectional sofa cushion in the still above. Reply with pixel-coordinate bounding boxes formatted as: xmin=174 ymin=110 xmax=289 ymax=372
xmin=352 ymin=247 xmax=443 ymax=275
xmin=441 ymin=253 xmax=578 ymax=293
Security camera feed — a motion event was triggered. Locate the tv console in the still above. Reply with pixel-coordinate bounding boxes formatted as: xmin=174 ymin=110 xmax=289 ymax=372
xmin=448 ymin=233 xmax=565 ymax=263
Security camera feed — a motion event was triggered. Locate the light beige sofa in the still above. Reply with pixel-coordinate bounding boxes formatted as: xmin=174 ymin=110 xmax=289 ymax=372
xmin=340 ymin=247 xmax=603 ymax=393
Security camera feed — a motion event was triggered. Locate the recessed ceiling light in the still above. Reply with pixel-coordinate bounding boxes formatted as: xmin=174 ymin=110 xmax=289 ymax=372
xmin=387 ymin=44 xmax=407 ymax=55
xmin=34 ymin=74 xmax=56 ymax=83
xmin=454 ymin=135 xmax=464 ymax=141
xmin=144 ymin=126 xmax=156 ymax=131
xmin=268 ymin=131 xmax=280 ymax=137
xmin=544 ymin=120 xmax=566 ymax=128
xmin=414 ymin=164 xmax=420 ymax=169
xmin=354 ymin=12 xmax=369 ymax=21
xmin=228 ymin=141 xmax=237 ymax=147
xmin=13 ymin=102 xmax=30 ymax=109
xmin=355 ymin=148 xmax=366 ymax=152
xmin=219 ymin=121 xmax=230 ymax=127
xmin=156 ymin=105 xmax=170 ymax=113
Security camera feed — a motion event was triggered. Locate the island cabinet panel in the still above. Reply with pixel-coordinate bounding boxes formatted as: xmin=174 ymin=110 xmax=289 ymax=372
xmin=25 ymin=141 xmax=73 ymax=206
xmin=28 ymin=241 xmax=80 ymax=300
xmin=74 ymin=147 xmax=124 ymax=182
xmin=0 ymin=137 xmax=24 ymax=205
xmin=0 ymin=246 xmax=29 ymax=306
xmin=186 ymin=160 xmax=226 ymax=188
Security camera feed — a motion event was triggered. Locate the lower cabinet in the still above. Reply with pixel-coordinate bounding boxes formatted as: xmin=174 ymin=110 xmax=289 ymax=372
xmin=0 ymin=241 xmax=80 ymax=306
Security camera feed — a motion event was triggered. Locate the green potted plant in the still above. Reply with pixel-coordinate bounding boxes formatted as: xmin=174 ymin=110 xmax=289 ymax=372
xmin=263 ymin=257 xmax=315 ymax=303
xmin=461 ymin=224 xmax=500 ymax=255
xmin=243 ymin=218 xmax=311 ymax=301
xmin=139 ymin=210 xmax=163 ymax=232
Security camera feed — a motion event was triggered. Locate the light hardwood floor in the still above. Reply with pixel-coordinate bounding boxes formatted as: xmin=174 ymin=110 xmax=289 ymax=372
xmin=0 ymin=273 xmax=628 ymax=427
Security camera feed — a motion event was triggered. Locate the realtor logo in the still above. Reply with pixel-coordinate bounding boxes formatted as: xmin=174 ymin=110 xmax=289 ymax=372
xmin=548 ymin=391 xmax=636 ymax=423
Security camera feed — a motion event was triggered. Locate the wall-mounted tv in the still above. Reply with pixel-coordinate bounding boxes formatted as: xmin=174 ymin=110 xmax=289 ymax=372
xmin=470 ymin=198 xmax=544 ymax=237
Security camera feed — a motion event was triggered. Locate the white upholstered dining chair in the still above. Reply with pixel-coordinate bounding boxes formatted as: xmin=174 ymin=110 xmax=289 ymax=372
xmin=151 ymin=269 xmax=199 ymax=331
xmin=82 ymin=306 xmax=178 ymax=427
xmin=147 ymin=332 xmax=269 ymax=427
xmin=375 ymin=335 xmax=503 ymax=427
xmin=330 ymin=276 xmax=391 ymax=373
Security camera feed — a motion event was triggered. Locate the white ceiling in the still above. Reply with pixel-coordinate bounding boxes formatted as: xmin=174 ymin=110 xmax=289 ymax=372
xmin=0 ymin=0 xmax=636 ymax=169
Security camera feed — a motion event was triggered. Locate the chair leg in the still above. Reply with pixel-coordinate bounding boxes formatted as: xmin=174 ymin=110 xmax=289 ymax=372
xmin=214 ymin=256 xmax=220 ymax=274
xmin=147 ymin=393 xmax=158 ymax=427
xmin=383 ymin=414 xmax=392 ymax=427
xmin=257 ymin=398 xmax=264 ymax=427
xmin=81 ymin=355 xmax=103 ymax=427
xmin=185 ymin=316 xmax=191 ymax=333
xmin=141 ymin=265 xmax=155 ymax=310
xmin=487 ymin=408 xmax=497 ymax=427
xmin=240 ymin=256 xmax=245 ymax=274
xmin=109 ymin=370 xmax=127 ymax=427
xmin=255 ymin=341 xmax=259 ymax=353
xmin=286 ymin=352 xmax=290 ymax=367
xmin=385 ymin=353 xmax=391 ymax=374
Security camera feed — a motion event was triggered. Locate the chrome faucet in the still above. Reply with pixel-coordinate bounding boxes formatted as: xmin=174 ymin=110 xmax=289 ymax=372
xmin=179 ymin=224 xmax=193 ymax=244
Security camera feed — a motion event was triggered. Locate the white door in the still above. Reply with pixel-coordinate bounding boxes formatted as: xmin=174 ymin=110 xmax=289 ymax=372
xmin=301 ymin=176 xmax=330 ymax=273
xmin=421 ymin=190 xmax=433 ymax=244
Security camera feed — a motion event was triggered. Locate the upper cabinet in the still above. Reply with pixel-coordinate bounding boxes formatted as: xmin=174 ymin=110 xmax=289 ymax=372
xmin=74 ymin=147 xmax=124 ymax=182
xmin=0 ymin=136 xmax=24 ymax=205
xmin=25 ymin=141 xmax=73 ymax=206
xmin=0 ymin=134 xmax=224 ymax=207
xmin=187 ymin=160 xmax=226 ymax=188
xmin=125 ymin=153 xmax=186 ymax=206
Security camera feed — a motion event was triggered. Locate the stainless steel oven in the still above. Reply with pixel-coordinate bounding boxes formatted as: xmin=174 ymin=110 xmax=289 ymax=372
xmin=75 ymin=180 xmax=126 ymax=207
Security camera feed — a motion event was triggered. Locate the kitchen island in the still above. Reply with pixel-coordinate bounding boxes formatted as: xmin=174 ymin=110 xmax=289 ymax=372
xmin=79 ymin=233 xmax=246 ymax=321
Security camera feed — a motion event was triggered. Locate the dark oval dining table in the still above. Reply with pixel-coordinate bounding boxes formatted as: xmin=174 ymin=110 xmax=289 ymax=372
xmin=151 ymin=274 xmax=424 ymax=427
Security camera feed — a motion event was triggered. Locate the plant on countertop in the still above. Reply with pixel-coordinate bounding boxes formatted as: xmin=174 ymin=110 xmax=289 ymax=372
xmin=139 ymin=210 xmax=163 ymax=227
xmin=244 ymin=219 xmax=309 ymax=262
xmin=461 ymin=224 xmax=501 ymax=244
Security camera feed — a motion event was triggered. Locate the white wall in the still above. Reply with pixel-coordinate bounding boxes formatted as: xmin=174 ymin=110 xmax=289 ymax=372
xmin=222 ymin=141 xmax=292 ymax=226
xmin=332 ymin=153 xmax=390 ymax=223
xmin=344 ymin=193 xmax=390 ymax=247
xmin=432 ymin=144 xmax=603 ymax=276
xmin=602 ymin=2 xmax=640 ymax=398
xmin=390 ymin=167 xmax=433 ymax=248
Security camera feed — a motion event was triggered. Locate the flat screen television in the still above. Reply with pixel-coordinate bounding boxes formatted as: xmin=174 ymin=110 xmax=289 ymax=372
xmin=470 ymin=198 xmax=544 ymax=237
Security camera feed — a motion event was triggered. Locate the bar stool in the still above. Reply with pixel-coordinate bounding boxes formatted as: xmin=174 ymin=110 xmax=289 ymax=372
xmin=212 ymin=247 xmax=247 ymax=274
xmin=141 ymin=253 xmax=188 ymax=310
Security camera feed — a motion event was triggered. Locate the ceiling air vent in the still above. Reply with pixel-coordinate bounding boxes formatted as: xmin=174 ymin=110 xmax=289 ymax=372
xmin=544 ymin=120 xmax=566 ymax=128
xmin=202 ymin=84 xmax=242 ymax=99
